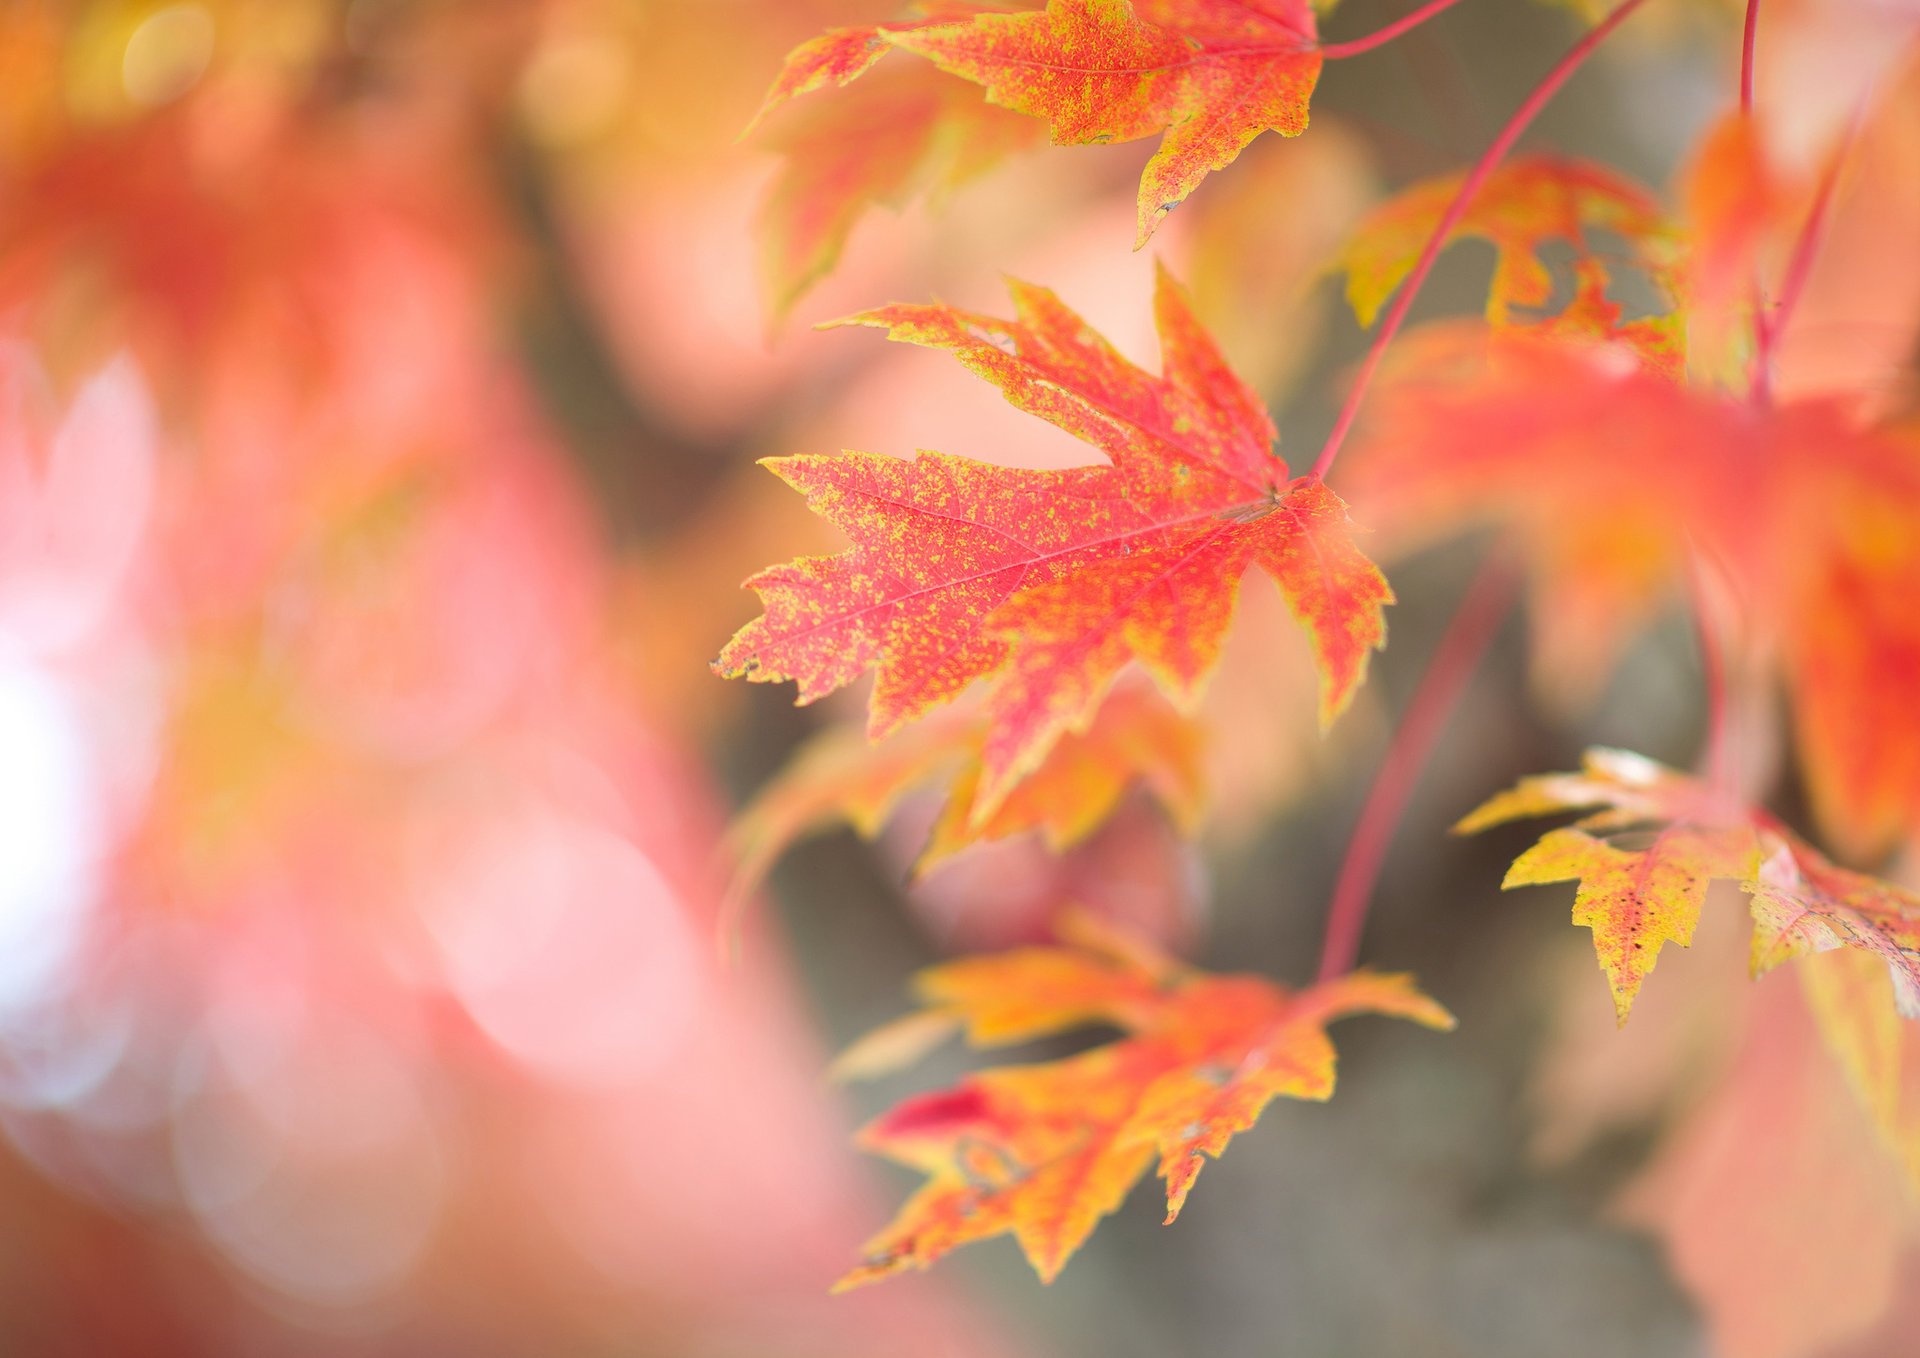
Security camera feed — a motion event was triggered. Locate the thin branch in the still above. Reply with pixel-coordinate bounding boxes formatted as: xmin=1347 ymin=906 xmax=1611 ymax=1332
xmin=1309 ymin=0 xmax=1653 ymax=481
xmin=1741 ymin=0 xmax=1761 ymax=115
xmin=1747 ymin=106 xmax=1862 ymax=404
xmin=1320 ymin=0 xmax=1470 ymax=60
xmin=1744 ymin=0 xmax=1773 ymax=402
xmin=1314 ymin=550 xmax=1521 ymax=983
xmin=1771 ymin=111 xmax=1862 ymax=351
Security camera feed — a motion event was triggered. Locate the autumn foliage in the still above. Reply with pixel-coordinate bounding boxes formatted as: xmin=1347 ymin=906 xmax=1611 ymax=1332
xmin=724 ymin=0 xmax=1920 ymax=1318
xmin=828 ymin=909 xmax=1452 ymax=1287
xmin=715 ymin=265 xmax=1389 ymax=809
xmin=5 ymin=1 xmax=1920 ymax=1356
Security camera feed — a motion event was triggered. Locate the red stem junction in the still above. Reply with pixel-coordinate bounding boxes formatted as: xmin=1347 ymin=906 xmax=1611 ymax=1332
xmin=1315 ymin=552 xmax=1521 ymax=983
xmin=1310 ymin=0 xmax=1652 ymax=481
xmin=1319 ymin=0 xmax=1470 ymax=61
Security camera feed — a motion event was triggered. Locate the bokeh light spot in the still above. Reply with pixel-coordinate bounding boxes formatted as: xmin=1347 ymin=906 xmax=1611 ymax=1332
xmin=121 ymin=5 xmax=216 ymax=108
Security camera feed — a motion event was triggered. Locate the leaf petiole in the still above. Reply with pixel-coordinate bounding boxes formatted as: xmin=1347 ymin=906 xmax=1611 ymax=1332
xmin=1314 ymin=549 xmax=1521 ymax=983
xmin=1318 ymin=0 xmax=1471 ymax=61
xmin=1309 ymin=0 xmax=1655 ymax=482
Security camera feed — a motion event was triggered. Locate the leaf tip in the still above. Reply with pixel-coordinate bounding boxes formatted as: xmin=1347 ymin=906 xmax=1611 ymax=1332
xmin=1027 ymin=1243 xmax=1078 ymax=1285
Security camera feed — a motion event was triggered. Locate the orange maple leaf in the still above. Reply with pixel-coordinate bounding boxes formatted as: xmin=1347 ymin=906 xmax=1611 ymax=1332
xmin=715 ymin=266 xmax=1390 ymax=816
xmin=1349 ymin=329 xmax=1920 ymax=855
xmin=755 ymin=65 xmax=1039 ymax=319
xmin=755 ymin=0 xmax=1324 ymax=250
xmin=1457 ymin=747 xmax=1920 ymax=1025
xmin=832 ymin=910 xmax=1453 ymax=1287
xmin=726 ymin=679 xmax=1204 ymax=898
xmin=1334 ymin=154 xmax=1684 ymax=371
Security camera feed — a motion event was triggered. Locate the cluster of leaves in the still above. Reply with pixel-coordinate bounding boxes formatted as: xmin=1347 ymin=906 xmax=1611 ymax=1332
xmin=724 ymin=0 xmax=1920 ymax=1296
xmin=1368 ymin=358 xmax=1919 ymax=843
xmin=1457 ymin=748 xmax=1920 ymax=1024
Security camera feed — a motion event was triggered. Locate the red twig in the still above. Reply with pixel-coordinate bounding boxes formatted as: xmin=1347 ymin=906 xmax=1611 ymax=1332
xmin=1770 ymin=114 xmax=1860 ymax=353
xmin=1320 ymin=0 xmax=1470 ymax=60
xmin=1310 ymin=0 xmax=1653 ymax=481
xmin=1747 ymin=103 xmax=1861 ymax=404
xmin=1743 ymin=0 xmax=1774 ymax=403
xmin=1740 ymin=0 xmax=1760 ymax=115
xmin=1314 ymin=551 xmax=1522 ymax=983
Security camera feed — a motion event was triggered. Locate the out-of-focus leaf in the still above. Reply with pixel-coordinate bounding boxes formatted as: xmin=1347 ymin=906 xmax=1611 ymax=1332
xmin=728 ymin=680 xmax=1204 ymax=901
xmin=1619 ymin=975 xmax=1917 ymax=1358
xmin=1336 ymin=154 xmax=1682 ymax=361
xmin=1350 ymin=328 xmax=1920 ymax=854
xmin=756 ymin=66 xmax=1040 ymax=319
xmin=1801 ymin=947 xmax=1920 ymax=1194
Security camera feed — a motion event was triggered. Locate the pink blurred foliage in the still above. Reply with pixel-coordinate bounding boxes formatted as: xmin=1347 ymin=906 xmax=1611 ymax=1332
xmin=0 ymin=2 xmax=1029 ymax=1352
xmin=1617 ymin=975 xmax=1919 ymax=1358
xmin=889 ymin=790 xmax=1206 ymax=954
xmin=1532 ymin=887 xmax=1920 ymax=1358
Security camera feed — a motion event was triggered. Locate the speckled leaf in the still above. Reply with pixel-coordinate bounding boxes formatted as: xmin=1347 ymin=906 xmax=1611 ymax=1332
xmin=756 ymin=0 xmax=1324 ymax=254
xmin=1459 ymin=747 xmax=1920 ymax=1025
xmin=715 ymin=268 xmax=1389 ymax=816
xmin=832 ymin=910 xmax=1452 ymax=1287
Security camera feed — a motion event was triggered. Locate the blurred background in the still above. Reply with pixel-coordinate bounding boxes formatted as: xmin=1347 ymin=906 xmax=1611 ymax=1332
xmin=0 ymin=0 xmax=1917 ymax=1355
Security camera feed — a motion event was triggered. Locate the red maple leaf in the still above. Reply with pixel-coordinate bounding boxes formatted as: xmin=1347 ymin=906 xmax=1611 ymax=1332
xmin=754 ymin=0 xmax=1325 ymax=251
xmin=715 ymin=266 xmax=1390 ymax=814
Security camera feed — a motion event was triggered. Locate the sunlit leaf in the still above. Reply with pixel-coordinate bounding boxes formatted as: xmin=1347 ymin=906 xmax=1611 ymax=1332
xmin=834 ymin=909 xmax=1452 ymax=1286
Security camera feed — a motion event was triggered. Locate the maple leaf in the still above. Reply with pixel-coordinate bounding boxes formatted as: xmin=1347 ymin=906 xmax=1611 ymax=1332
xmin=715 ymin=266 xmax=1390 ymax=817
xmin=1348 ymin=328 xmax=1920 ymax=853
xmin=1800 ymin=949 xmax=1920 ymax=1194
xmin=1457 ymin=747 xmax=1920 ymax=1024
xmin=1334 ymin=154 xmax=1683 ymax=370
xmin=743 ymin=2 xmax=1035 ymax=130
xmin=1619 ymin=970 xmax=1920 ymax=1358
xmin=755 ymin=64 xmax=1040 ymax=319
xmin=755 ymin=0 xmax=1324 ymax=250
xmin=1748 ymin=846 xmax=1920 ymax=1017
xmin=726 ymin=679 xmax=1205 ymax=900
xmin=832 ymin=909 xmax=1453 ymax=1287
xmin=1675 ymin=109 xmax=1845 ymax=383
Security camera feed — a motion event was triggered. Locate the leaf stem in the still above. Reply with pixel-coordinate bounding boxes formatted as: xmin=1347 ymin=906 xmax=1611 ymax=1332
xmin=1743 ymin=0 xmax=1774 ymax=404
xmin=1309 ymin=0 xmax=1652 ymax=481
xmin=1314 ymin=549 xmax=1521 ymax=983
xmin=1746 ymin=107 xmax=1861 ymax=407
xmin=1319 ymin=0 xmax=1470 ymax=61
xmin=1741 ymin=0 xmax=1760 ymax=115
xmin=1769 ymin=114 xmax=1858 ymax=358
